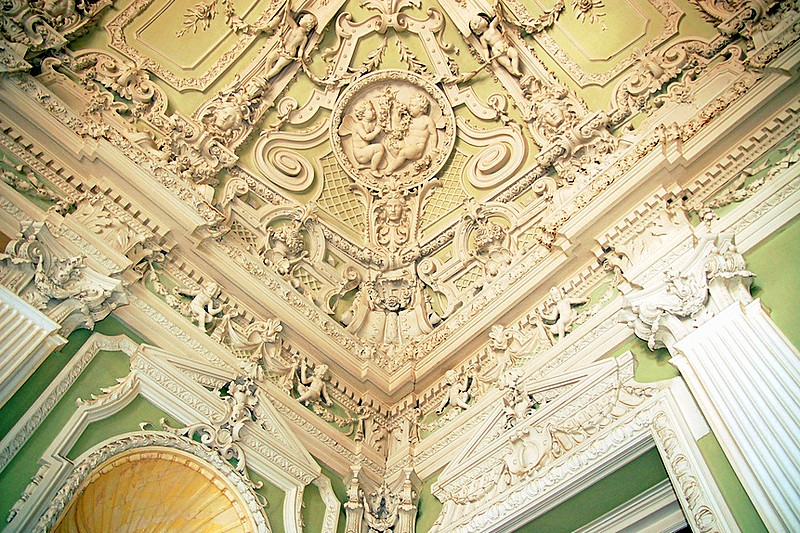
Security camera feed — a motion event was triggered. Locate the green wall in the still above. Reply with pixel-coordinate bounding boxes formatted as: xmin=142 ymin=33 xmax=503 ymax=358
xmin=0 ymin=317 xmax=286 ymax=531
xmin=0 ymin=316 xmax=143 ymax=436
xmin=0 ymin=345 xmax=132 ymax=529
xmin=745 ymin=214 xmax=800 ymax=350
xmin=697 ymin=432 xmax=766 ymax=532
xmin=513 ymin=447 xmax=668 ymax=532
xmin=416 ymin=469 xmax=444 ymax=533
xmin=301 ymin=462 xmax=348 ymax=533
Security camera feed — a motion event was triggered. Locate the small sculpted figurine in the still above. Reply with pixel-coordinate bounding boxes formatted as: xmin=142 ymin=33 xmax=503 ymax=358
xmin=540 ymin=287 xmax=588 ymax=341
xmin=385 ymin=94 xmax=437 ymax=175
xmin=436 ymin=369 xmax=471 ymax=414
xmin=470 ymin=13 xmax=523 ymax=77
xmin=228 ymin=377 xmax=257 ymax=426
xmin=264 ymin=12 xmax=317 ymax=80
xmin=176 ymin=281 xmax=224 ymax=331
xmin=351 ymin=101 xmax=385 ymax=176
xmin=297 ymin=359 xmax=331 ymax=406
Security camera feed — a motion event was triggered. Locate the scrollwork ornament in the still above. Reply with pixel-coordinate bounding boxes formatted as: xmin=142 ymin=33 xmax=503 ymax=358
xmin=157 ymin=376 xmax=264 ymax=490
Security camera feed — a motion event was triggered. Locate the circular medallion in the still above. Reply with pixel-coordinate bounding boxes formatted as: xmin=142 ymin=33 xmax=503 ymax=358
xmin=331 ymin=70 xmax=455 ymax=189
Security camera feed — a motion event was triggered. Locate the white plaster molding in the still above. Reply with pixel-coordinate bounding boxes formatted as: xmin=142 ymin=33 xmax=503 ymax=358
xmin=313 ymin=475 xmax=341 ymax=533
xmin=0 ymin=332 xmax=134 ymax=473
xmin=621 ymin=232 xmax=754 ymax=351
xmin=573 ymin=480 xmax=686 ymax=533
xmin=4 ymin=336 xmax=324 ymax=532
xmin=0 ymin=285 xmax=65 ymax=408
xmin=426 ymin=352 xmax=744 ymax=533
xmin=671 ymin=299 xmax=800 ymax=532
xmin=650 ymin=380 xmax=740 ymax=533
xmin=35 ymin=432 xmax=272 ymax=533
xmin=720 ymin=157 xmax=800 ymax=252
xmin=429 ymin=355 xmax=660 ymax=532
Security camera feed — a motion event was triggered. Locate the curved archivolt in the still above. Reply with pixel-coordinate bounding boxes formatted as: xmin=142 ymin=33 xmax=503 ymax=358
xmin=52 ymin=447 xmax=259 ymax=533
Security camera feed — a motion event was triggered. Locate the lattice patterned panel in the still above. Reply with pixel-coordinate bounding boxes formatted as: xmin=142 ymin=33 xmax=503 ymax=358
xmin=229 ymin=220 xmax=259 ymax=249
xmin=294 ymin=266 xmax=322 ymax=293
xmin=317 ymin=153 xmax=367 ymax=237
xmin=420 ymin=150 xmax=468 ymax=231
xmin=454 ymin=264 xmax=482 ymax=293
xmin=517 ymin=227 xmax=541 ymax=251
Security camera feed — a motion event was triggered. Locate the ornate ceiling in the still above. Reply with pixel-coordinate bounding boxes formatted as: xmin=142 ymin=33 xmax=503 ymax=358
xmin=1 ymin=0 xmax=799 ymax=527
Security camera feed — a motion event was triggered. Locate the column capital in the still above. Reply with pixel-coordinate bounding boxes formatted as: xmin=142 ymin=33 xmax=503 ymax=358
xmin=620 ymin=233 xmax=753 ymax=352
xmin=0 ymin=220 xmax=128 ymax=335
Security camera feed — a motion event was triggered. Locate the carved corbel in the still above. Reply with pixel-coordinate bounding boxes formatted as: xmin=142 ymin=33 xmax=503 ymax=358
xmin=344 ymin=465 xmax=420 ymax=533
xmin=0 ymin=221 xmax=127 ymax=335
xmin=620 ymin=233 xmax=754 ymax=351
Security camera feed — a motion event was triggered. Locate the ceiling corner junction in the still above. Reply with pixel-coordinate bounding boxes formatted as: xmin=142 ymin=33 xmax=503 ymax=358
xmin=0 ymin=0 xmax=799 ymax=528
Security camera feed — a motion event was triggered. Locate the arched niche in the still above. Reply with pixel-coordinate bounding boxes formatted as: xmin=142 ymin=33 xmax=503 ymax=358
xmin=48 ymin=435 xmax=269 ymax=533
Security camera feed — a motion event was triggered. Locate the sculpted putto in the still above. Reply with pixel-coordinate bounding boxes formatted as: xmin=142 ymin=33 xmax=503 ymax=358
xmin=540 ymin=287 xmax=588 ymax=341
xmin=332 ymin=71 xmax=454 ymax=188
xmin=351 ymin=101 xmax=386 ymax=176
xmin=470 ymin=13 xmax=523 ymax=77
xmin=297 ymin=359 xmax=331 ymax=406
xmin=385 ymin=94 xmax=438 ymax=175
xmin=264 ymin=12 xmax=317 ymax=80
xmin=436 ymin=369 xmax=471 ymax=413
xmin=175 ymin=281 xmax=224 ymax=332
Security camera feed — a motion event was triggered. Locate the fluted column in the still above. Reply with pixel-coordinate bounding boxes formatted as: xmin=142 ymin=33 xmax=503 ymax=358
xmin=622 ymin=233 xmax=800 ymax=532
xmin=0 ymin=285 xmax=65 ymax=407
xmin=671 ymin=299 xmax=800 ymax=531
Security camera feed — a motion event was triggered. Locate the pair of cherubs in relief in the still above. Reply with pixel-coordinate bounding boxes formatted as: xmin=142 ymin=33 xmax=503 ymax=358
xmin=348 ymin=94 xmax=437 ymax=178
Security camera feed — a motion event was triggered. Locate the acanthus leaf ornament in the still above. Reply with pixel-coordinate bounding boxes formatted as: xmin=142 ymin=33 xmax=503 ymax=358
xmin=620 ymin=233 xmax=754 ymax=351
xmin=0 ymin=221 xmax=128 ymax=335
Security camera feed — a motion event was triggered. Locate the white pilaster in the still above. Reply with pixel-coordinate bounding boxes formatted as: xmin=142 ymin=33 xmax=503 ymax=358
xmin=0 ymin=285 xmax=65 ymax=407
xmin=671 ymin=299 xmax=800 ymax=532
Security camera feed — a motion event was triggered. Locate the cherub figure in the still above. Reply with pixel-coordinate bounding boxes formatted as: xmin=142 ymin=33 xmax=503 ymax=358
xmin=263 ymin=12 xmax=317 ymax=80
xmin=470 ymin=13 xmax=523 ymax=77
xmin=227 ymin=377 xmax=257 ymax=426
xmin=297 ymin=359 xmax=331 ymax=406
xmin=540 ymin=287 xmax=588 ymax=341
xmin=436 ymin=369 xmax=471 ymax=413
xmin=385 ymin=94 xmax=437 ymax=175
xmin=176 ymin=281 xmax=224 ymax=331
xmin=351 ymin=101 xmax=385 ymax=176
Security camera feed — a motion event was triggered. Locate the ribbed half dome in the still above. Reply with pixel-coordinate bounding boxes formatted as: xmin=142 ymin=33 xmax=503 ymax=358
xmin=52 ymin=447 xmax=257 ymax=533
